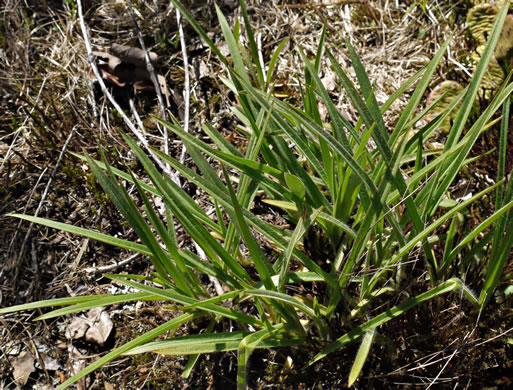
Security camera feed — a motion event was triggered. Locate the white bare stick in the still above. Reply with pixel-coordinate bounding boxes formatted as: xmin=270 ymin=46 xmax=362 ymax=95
xmin=88 ymin=79 xmax=98 ymax=120
xmin=77 ymin=0 xmax=179 ymax=184
xmin=176 ymin=8 xmax=190 ymax=166
xmin=84 ymin=252 xmax=141 ymax=273
xmin=257 ymin=32 xmax=266 ymax=85
xmin=129 ymin=97 xmax=147 ymax=136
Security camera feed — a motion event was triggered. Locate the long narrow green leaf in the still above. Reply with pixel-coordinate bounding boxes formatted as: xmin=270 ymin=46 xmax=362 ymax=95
xmin=8 ymin=214 xmax=151 ymax=255
xmin=385 ymin=179 xmax=503 ymax=268
xmin=149 ymin=146 xmax=338 ymax=287
xmin=71 ymin=152 xmax=224 ymax=234
xmin=239 ymin=0 xmax=264 ymax=86
xmin=86 ymin=153 xmax=178 ymax=287
xmin=348 ymin=328 xmax=375 ymax=387
xmin=7 ymin=213 xmax=243 ymax=291
xmin=168 ymin=0 xmax=227 ymax=65
xmin=35 ymin=292 xmax=160 ymax=320
xmin=107 ymin=275 xmax=262 ymax=327
xmin=381 ymin=66 xmax=425 ymax=116
xmin=221 ymin=165 xmax=275 ymax=289
xmin=324 ymin=46 xmax=434 ymax=275
xmin=389 ymin=37 xmax=453 ymax=146
xmin=243 ymin=289 xmax=315 ymax=319
xmin=403 ymin=87 xmax=468 ymax=155
xmin=447 ymin=199 xmax=513 ymax=262
xmin=237 ymin=330 xmax=267 ymax=390
xmin=425 ymin=2 xmax=510 ymax=217
xmin=480 ymin=215 xmax=513 ymax=306
xmin=480 ymin=95 xmax=513 ymax=307
xmin=242 ymin=81 xmax=378 ymax=198
xmin=0 ymin=293 xmax=151 ymax=315
xmin=262 ymin=199 xmax=355 ymax=239
xmin=130 ymin=170 xmax=194 ymax=295
xmin=119 ymin=132 xmax=253 ymax=285
xmin=265 ymin=38 xmax=289 ymax=89
xmin=182 ymin=319 xmax=218 ymax=378
xmin=345 ymin=41 xmax=388 ymax=146
xmin=426 ymin=79 xmax=513 ymax=217
xmin=221 ymin=166 xmax=304 ymax=329
xmin=235 ymin=79 xmax=402 ymax=250
xmin=276 ymin=208 xmax=322 ymax=292
xmin=152 ymin=117 xmax=293 ymax=201
xmin=447 ymin=4 xmax=508 ymax=149
xmin=215 ymin=3 xmax=250 ymax=85
xmin=124 ymin=329 xmax=302 ymax=356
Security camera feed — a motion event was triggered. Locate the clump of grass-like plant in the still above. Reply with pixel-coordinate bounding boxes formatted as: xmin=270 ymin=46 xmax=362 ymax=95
xmin=2 ymin=1 xmax=513 ymax=389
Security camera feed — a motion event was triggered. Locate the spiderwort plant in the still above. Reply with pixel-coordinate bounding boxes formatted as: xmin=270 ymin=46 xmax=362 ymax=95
xmin=2 ymin=1 xmax=513 ymax=389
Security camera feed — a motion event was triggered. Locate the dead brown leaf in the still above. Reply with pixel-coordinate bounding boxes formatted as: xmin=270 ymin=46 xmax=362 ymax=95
xmin=84 ymin=307 xmax=114 ymax=345
xmin=69 ymin=346 xmax=88 ymax=390
xmin=109 ymin=43 xmax=157 ymax=67
xmin=321 ymin=70 xmax=337 ymax=92
xmin=8 ymin=350 xmax=35 ymax=386
xmin=65 ymin=307 xmax=113 ymax=346
xmin=89 ymin=44 xmax=169 ymax=103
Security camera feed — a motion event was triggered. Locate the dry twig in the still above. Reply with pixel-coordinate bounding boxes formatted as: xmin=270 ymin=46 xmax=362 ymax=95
xmin=176 ymin=8 xmax=191 ymax=166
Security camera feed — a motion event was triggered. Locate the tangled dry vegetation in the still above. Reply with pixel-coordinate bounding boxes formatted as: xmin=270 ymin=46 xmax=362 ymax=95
xmin=1 ymin=0 xmax=512 ymax=388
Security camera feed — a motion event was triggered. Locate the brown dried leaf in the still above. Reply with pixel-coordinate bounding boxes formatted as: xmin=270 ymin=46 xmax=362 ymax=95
xmin=93 ymin=51 xmax=122 ymax=72
xmin=89 ymin=46 xmax=168 ymax=104
xmin=109 ymin=43 xmax=157 ymax=67
xmin=113 ymin=64 xmax=151 ymax=86
xmin=9 ymin=350 xmax=35 ymax=386
xmin=84 ymin=308 xmax=113 ymax=346
xmin=69 ymin=346 xmax=88 ymax=390
xmin=65 ymin=308 xmax=113 ymax=345
xmin=65 ymin=317 xmax=90 ymax=340
xmin=97 ymin=65 xmax=126 ymax=87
